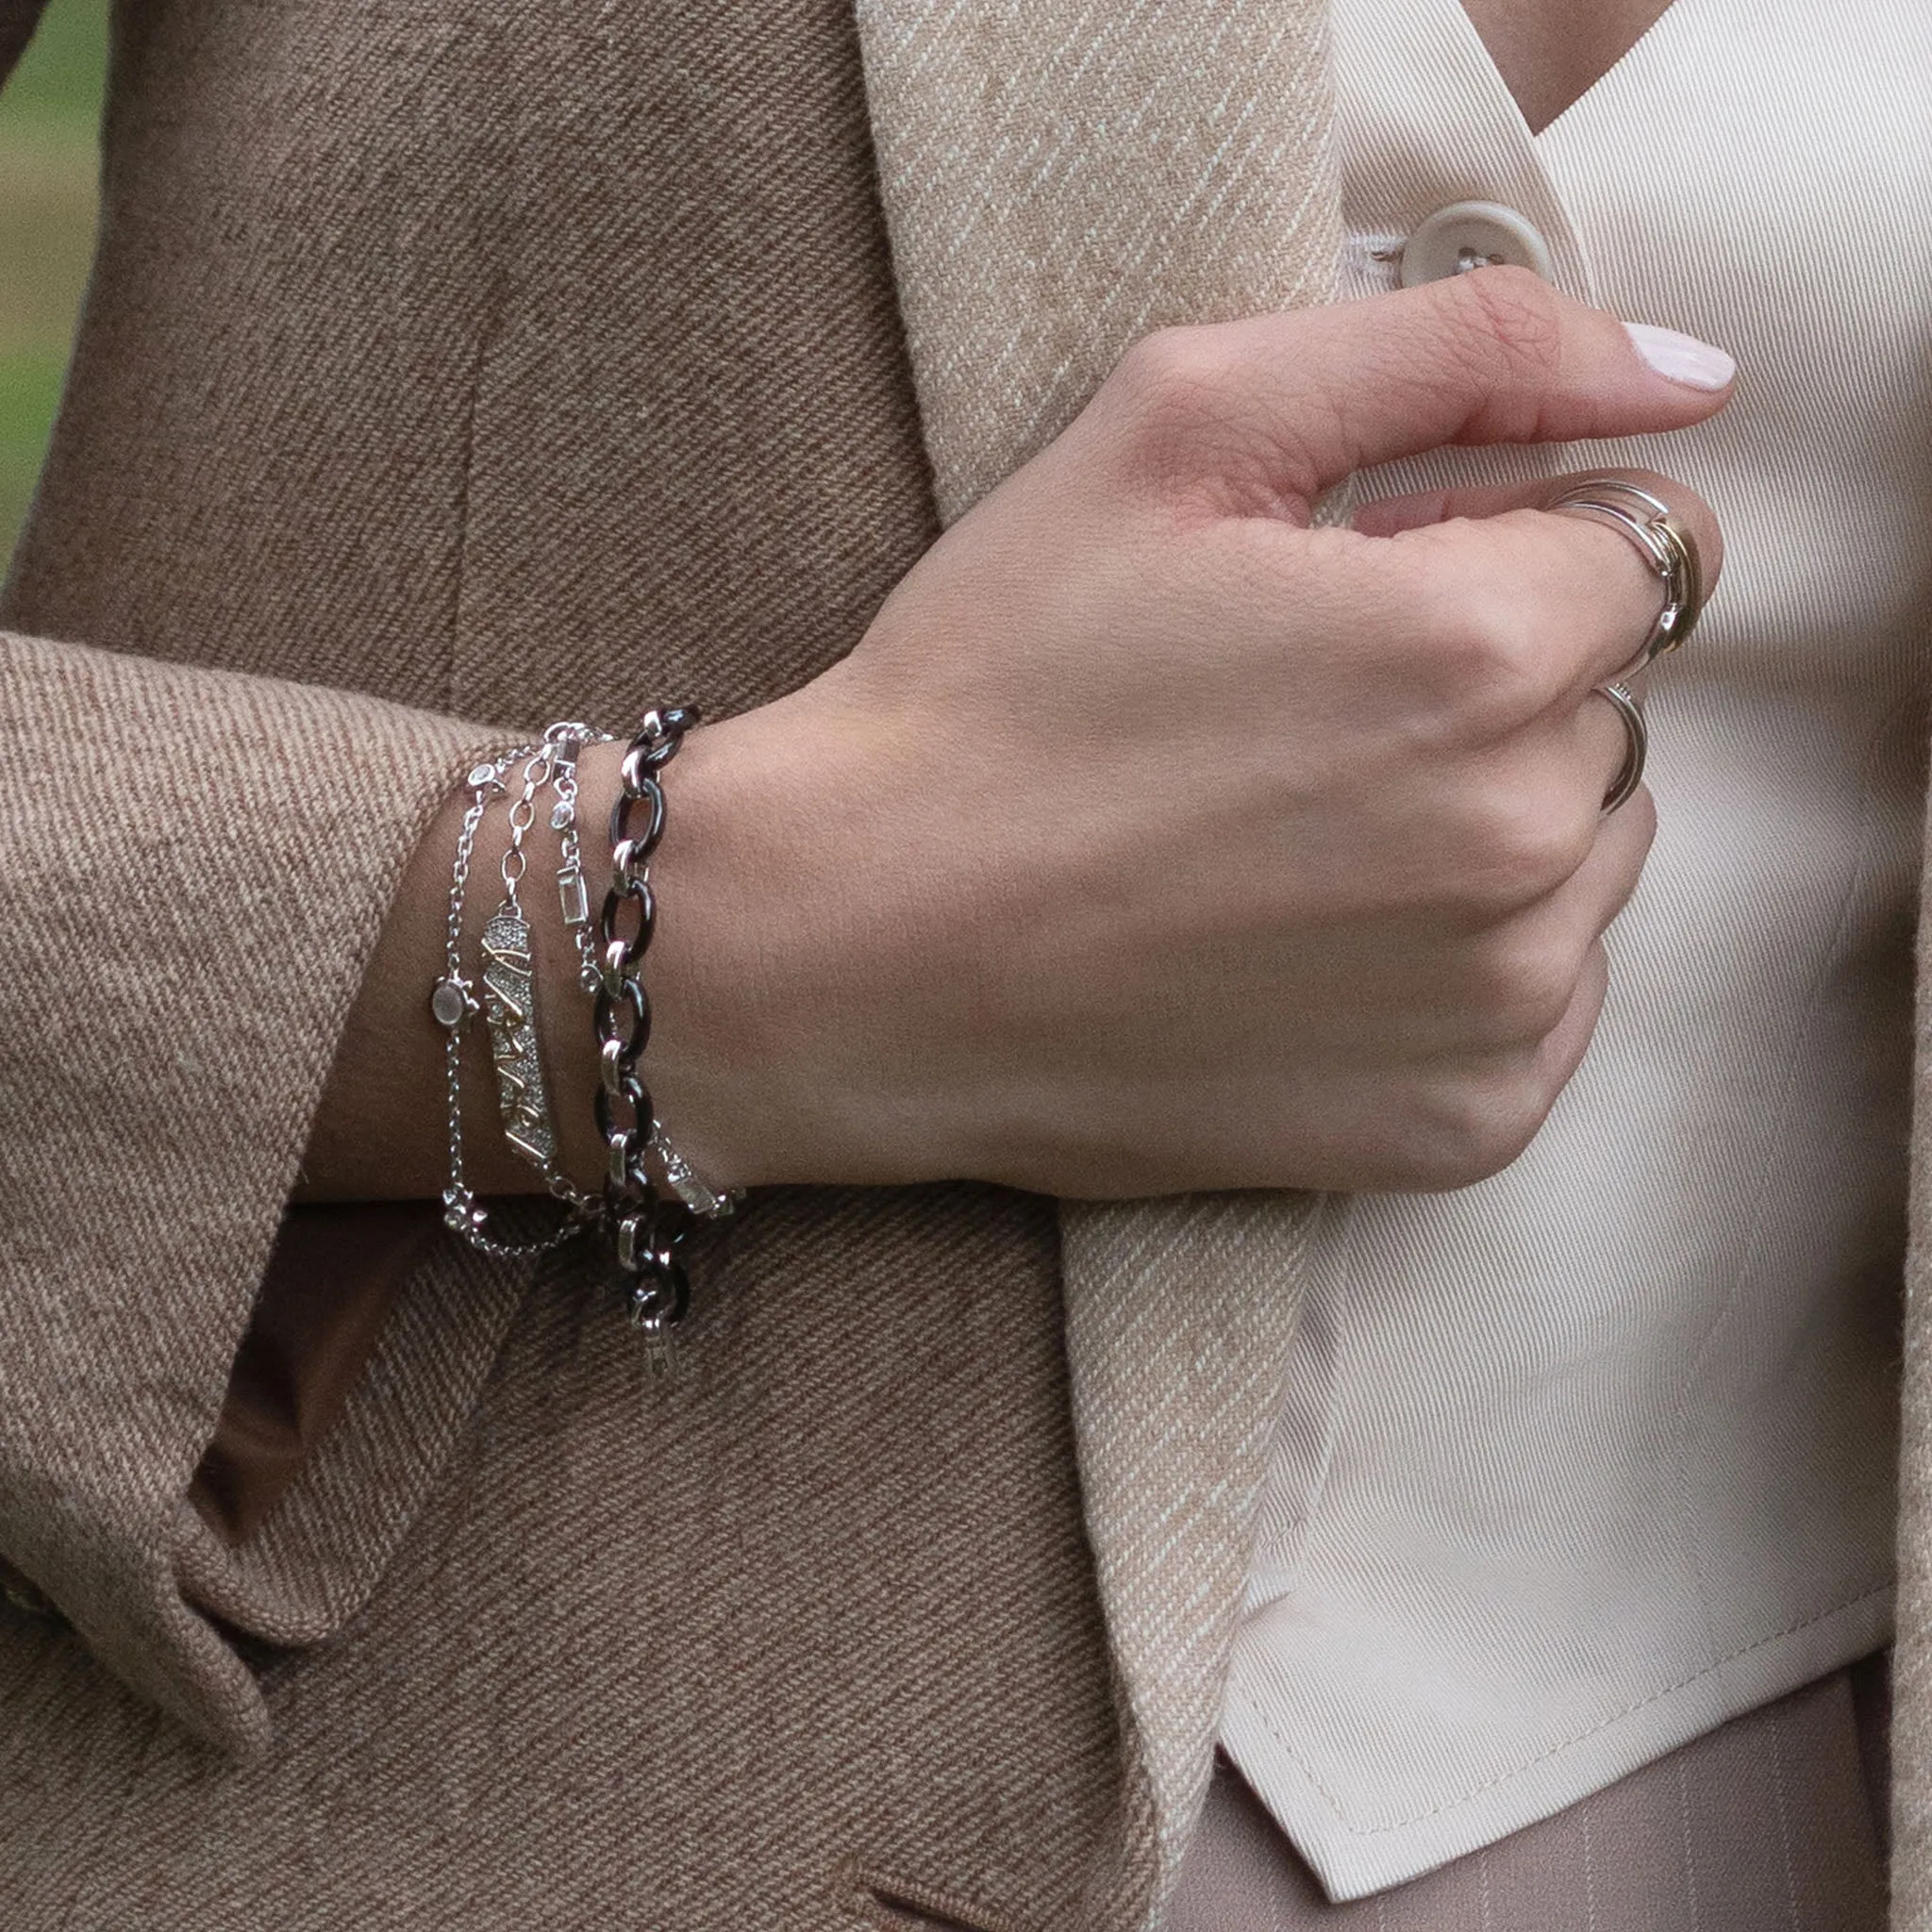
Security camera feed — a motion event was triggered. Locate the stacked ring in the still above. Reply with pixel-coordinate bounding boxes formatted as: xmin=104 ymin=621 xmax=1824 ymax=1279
xmin=1548 ymin=475 xmax=1707 ymax=815
xmin=1547 ymin=477 xmax=1704 ymax=672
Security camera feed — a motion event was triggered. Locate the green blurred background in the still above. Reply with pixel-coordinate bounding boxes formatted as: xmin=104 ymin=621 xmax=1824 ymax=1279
xmin=0 ymin=0 xmax=108 ymax=559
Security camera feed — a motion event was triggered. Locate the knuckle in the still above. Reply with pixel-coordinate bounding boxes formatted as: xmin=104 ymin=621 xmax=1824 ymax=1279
xmin=1106 ymin=326 xmax=1290 ymax=508
xmin=1110 ymin=325 xmax=1240 ymax=429
xmin=1620 ymin=782 xmax=1659 ymax=851
xmin=1437 ymin=613 xmax=1547 ymax=739
xmin=1414 ymin=1063 xmax=1551 ymax=1189
xmin=1469 ymin=929 xmax=1582 ymax=1046
xmin=1392 ymin=551 xmax=1561 ymax=741
xmin=1453 ymin=785 xmax=1592 ymax=915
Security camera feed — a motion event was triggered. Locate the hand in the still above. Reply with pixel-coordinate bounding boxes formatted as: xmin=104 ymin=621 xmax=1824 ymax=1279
xmin=636 ymin=272 xmax=1731 ymax=1198
xmin=631 ymin=270 xmax=1729 ymax=1201
xmin=314 ymin=269 xmax=1726 ymax=1207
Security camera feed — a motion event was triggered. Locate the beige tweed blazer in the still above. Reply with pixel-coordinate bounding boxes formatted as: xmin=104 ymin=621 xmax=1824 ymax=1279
xmin=0 ymin=1 xmax=1924 ymax=1927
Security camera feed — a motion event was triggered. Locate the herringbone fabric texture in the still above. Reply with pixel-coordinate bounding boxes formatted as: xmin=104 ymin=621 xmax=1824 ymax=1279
xmin=856 ymin=0 xmax=1343 ymax=522
xmin=857 ymin=5 xmax=1341 ymax=1922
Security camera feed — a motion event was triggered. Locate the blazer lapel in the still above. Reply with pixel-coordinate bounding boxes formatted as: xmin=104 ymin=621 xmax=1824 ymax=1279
xmin=853 ymin=3 xmax=1342 ymax=1919
xmin=855 ymin=0 xmax=1342 ymax=519
xmin=1060 ymin=1192 xmax=1321 ymax=1924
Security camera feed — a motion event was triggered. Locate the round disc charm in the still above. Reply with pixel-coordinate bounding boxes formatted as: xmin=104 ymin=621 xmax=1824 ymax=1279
xmin=431 ymin=976 xmax=473 ymax=1028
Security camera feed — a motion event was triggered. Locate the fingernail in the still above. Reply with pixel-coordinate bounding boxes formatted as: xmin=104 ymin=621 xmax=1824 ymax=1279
xmin=1623 ymin=323 xmax=1736 ymax=392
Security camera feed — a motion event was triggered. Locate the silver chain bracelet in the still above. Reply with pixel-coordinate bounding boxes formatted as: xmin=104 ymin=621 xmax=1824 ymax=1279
xmin=545 ymin=721 xmax=614 ymax=995
xmin=592 ymin=705 xmax=738 ymax=1358
xmin=430 ymin=715 xmax=735 ymax=1334
xmin=432 ymin=749 xmax=598 ymax=1260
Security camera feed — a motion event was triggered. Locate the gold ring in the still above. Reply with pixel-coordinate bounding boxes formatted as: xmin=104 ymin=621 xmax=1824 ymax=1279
xmin=1548 ymin=478 xmax=1704 ymax=674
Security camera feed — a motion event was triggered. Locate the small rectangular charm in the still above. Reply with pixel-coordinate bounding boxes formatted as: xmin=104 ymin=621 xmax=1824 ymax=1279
xmin=557 ymin=864 xmax=590 ymax=927
xmin=481 ymin=905 xmax=557 ymax=1168
xmin=638 ymin=1327 xmax=679 ymax=1380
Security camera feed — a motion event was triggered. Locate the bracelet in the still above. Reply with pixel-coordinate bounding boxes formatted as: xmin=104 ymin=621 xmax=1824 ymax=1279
xmin=483 ymin=741 xmax=565 ymax=1171
xmin=430 ymin=712 xmax=735 ymax=1341
xmin=592 ymin=706 xmax=737 ymax=1353
xmin=542 ymin=719 xmax=732 ymax=1225
xmin=432 ymin=750 xmax=598 ymax=1259
xmin=545 ymin=721 xmax=612 ymax=996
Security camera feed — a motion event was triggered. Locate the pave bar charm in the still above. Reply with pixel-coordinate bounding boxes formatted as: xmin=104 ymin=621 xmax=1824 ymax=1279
xmin=432 ymin=744 xmax=596 ymax=1263
xmin=481 ymin=904 xmax=558 ymax=1167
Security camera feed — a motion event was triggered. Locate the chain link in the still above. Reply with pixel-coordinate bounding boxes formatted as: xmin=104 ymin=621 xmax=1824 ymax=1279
xmin=546 ymin=720 xmax=612 ymax=993
xmin=593 ymin=706 xmax=703 ymax=1345
xmin=499 ymin=744 xmax=555 ymax=907
xmin=430 ymin=713 xmax=730 ymax=1320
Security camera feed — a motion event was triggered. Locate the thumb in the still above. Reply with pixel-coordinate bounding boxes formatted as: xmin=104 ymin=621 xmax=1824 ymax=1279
xmin=1095 ymin=267 xmax=1736 ymax=516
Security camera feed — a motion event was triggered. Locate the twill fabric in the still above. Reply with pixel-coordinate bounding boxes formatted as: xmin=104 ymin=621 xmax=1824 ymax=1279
xmin=0 ymin=1 xmax=1928 ymax=1930
xmin=855 ymin=3 xmax=1341 ymax=1909
xmin=1220 ymin=0 xmax=1926 ymax=1895
xmin=0 ymin=0 xmax=1120 ymax=1924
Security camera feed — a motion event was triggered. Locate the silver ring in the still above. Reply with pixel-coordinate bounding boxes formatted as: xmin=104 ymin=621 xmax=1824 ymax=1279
xmin=1593 ymin=681 xmax=1647 ymax=814
xmin=1548 ymin=478 xmax=1705 ymax=673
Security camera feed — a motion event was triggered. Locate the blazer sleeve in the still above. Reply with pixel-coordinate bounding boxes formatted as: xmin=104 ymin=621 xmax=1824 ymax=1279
xmin=0 ymin=631 xmax=524 ymax=1755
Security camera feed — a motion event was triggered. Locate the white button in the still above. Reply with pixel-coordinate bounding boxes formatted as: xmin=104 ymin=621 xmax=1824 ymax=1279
xmin=1399 ymin=201 xmax=1554 ymax=289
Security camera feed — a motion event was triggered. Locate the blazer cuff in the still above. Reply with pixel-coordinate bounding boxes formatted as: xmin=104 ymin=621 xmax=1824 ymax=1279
xmin=0 ymin=632 xmax=499 ymax=1753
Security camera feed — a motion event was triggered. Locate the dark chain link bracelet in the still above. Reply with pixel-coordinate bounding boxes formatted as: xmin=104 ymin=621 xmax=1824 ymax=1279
xmin=592 ymin=705 xmax=708 ymax=1354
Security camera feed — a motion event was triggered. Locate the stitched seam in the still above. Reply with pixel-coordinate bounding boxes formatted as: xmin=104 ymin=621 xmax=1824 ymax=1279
xmin=1234 ymin=1583 xmax=1891 ymax=1836
xmin=1676 ymin=1755 xmax=1702 ymax=1932
xmin=1582 ymin=1805 xmax=1599 ymax=1932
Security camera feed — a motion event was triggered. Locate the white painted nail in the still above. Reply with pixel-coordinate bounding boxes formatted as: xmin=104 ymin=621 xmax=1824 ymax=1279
xmin=1623 ymin=323 xmax=1736 ymax=392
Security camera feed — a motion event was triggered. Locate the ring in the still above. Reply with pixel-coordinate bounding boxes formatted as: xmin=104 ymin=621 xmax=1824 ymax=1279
xmin=1548 ymin=477 xmax=1705 ymax=673
xmin=1592 ymin=681 xmax=1647 ymax=814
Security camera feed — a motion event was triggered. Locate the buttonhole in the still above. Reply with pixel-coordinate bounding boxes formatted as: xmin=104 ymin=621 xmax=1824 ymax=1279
xmin=842 ymin=1859 xmax=1031 ymax=1932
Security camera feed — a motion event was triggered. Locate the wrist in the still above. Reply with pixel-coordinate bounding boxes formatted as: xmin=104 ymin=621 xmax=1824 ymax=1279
xmin=540 ymin=715 xmax=825 ymax=1201
xmin=599 ymin=686 xmax=967 ymax=1194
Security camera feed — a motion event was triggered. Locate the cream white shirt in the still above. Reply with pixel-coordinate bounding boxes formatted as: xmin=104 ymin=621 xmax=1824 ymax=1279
xmin=1220 ymin=0 xmax=1932 ymax=1898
